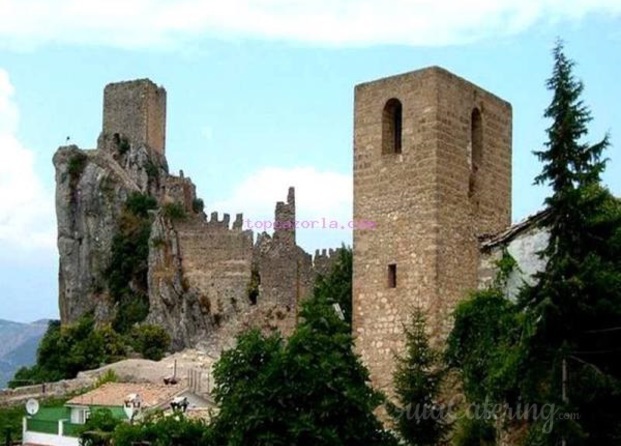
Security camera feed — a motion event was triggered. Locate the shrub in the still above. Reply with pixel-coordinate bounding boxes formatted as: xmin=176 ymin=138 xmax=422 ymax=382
xmin=192 ymin=198 xmax=205 ymax=213
xmin=163 ymin=202 xmax=187 ymax=221
xmin=124 ymin=192 xmax=158 ymax=218
xmin=129 ymin=324 xmax=171 ymax=361
xmin=68 ymin=152 xmax=87 ymax=181
xmin=145 ymin=160 xmax=159 ymax=180
xmin=118 ymin=136 xmax=131 ymax=155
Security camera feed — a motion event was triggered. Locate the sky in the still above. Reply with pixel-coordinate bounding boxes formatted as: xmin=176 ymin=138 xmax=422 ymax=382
xmin=0 ymin=0 xmax=619 ymax=323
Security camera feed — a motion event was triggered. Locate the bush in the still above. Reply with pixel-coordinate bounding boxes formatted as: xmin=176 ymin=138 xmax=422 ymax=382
xmin=192 ymin=198 xmax=205 ymax=213
xmin=145 ymin=160 xmax=159 ymax=180
xmin=118 ymin=136 xmax=130 ymax=155
xmin=112 ymin=297 xmax=150 ymax=334
xmin=68 ymin=152 xmax=87 ymax=181
xmin=0 ymin=405 xmax=26 ymax=442
xmin=163 ymin=202 xmax=187 ymax=221
xmin=124 ymin=192 xmax=158 ymax=218
xmin=129 ymin=324 xmax=171 ymax=361
xmin=78 ymin=408 xmax=122 ymax=446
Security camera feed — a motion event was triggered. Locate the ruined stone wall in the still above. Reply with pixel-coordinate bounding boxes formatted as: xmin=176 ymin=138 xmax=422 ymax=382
xmin=313 ymin=248 xmax=343 ymax=278
xmin=352 ymin=66 xmax=512 ymax=393
xmin=56 ymin=78 xmax=342 ymax=353
xmin=176 ymin=213 xmax=254 ymax=331
xmin=102 ymin=79 xmax=166 ymax=155
xmin=165 ymin=172 xmax=197 ymax=213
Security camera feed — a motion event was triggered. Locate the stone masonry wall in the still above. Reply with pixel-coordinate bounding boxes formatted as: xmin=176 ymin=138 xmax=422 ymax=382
xmin=165 ymin=172 xmax=197 ymax=213
xmin=352 ymin=66 xmax=512 ymax=394
xmin=433 ymin=68 xmax=512 ymax=336
xmin=176 ymin=213 xmax=255 ymax=332
xmin=102 ymin=79 xmax=166 ymax=155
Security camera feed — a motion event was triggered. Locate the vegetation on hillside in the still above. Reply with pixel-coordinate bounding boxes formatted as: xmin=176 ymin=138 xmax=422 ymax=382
xmin=9 ymin=317 xmax=170 ymax=387
xmin=107 ymin=193 xmax=158 ymax=333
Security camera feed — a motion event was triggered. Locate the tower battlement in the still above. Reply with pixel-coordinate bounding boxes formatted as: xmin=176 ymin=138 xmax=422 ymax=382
xmin=101 ymin=78 xmax=167 ymax=155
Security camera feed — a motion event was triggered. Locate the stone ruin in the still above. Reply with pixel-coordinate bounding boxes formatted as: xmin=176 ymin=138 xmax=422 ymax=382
xmin=54 ymin=79 xmax=341 ymax=353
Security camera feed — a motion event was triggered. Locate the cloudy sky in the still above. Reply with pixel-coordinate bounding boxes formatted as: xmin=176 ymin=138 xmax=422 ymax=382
xmin=0 ymin=0 xmax=619 ymax=322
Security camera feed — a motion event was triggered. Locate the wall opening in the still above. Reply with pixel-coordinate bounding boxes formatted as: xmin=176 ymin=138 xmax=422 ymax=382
xmin=382 ymin=99 xmax=403 ymax=154
xmin=248 ymin=269 xmax=261 ymax=305
xmin=387 ymin=264 xmax=397 ymax=288
xmin=469 ymin=108 xmax=483 ymax=197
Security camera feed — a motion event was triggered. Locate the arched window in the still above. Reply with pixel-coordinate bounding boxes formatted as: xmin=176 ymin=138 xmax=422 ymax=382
xmin=469 ymin=108 xmax=483 ymax=197
xmin=382 ymin=98 xmax=403 ymax=154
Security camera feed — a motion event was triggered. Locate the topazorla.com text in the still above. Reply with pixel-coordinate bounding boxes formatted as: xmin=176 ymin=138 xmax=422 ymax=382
xmin=243 ymin=218 xmax=376 ymax=230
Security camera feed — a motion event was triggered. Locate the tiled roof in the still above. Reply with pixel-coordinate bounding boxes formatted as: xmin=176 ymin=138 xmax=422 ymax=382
xmin=66 ymin=382 xmax=184 ymax=408
xmin=479 ymin=209 xmax=550 ymax=250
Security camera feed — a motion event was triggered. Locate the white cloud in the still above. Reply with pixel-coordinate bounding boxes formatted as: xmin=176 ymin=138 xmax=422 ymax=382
xmin=210 ymin=167 xmax=352 ymax=251
xmin=0 ymin=0 xmax=619 ymax=50
xmin=0 ymin=68 xmax=56 ymax=251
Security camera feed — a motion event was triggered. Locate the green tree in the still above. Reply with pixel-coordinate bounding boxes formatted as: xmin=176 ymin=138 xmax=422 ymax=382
xmin=446 ymin=41 xmax=621 ymax=445
xmin=10 ymin=317 xmax=128 ymax=386
xmin=112 ymin=412 xmax=213 ymax=446
xmin=0 ymin=405 xmax=25 ymax=444
xmin=388 ymin=308 xmax=448 ymax=445
xmin=533 ymin=40 xmax=609 ymax=257
xmin=313 ymin=246 xmax=352 ymax=325
xmin=446 ymin=289 xmax=521 ymax=405
xmin=210 ymin=294 xmax=396 ymax=445
xmin=78 ymin=408 xmax=122 ymax=446
xmin=518 ymin=40 xmax=621 ymax=444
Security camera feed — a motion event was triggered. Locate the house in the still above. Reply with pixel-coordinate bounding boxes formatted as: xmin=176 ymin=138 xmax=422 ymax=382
xmin=22 ymin=382 xmax=214 ymax=446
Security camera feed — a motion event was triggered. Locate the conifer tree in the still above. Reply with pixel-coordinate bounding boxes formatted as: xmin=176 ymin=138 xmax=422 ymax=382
xmin=520 ymin=40 xmax=621 ymax=444
xmin=533 ymin=39 xmax=609 ymax=260
xmin=388 ymin=308 xmax=448 ymax=445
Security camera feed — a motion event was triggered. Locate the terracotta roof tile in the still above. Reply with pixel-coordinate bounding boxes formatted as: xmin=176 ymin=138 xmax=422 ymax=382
xmin=66 ymin=382 xmax=184 ymax=408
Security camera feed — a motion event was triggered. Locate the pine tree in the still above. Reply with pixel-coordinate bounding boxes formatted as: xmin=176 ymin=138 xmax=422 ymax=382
xmin=388 ymin=308 xmax=448 ymax=445
xmin=520 ymin=40 xmax=621 ymax=444
xmin=533 ymin=39 xmax=609 ymax=260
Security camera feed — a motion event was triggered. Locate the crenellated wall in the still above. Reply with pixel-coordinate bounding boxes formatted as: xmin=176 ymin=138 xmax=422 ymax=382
xmin=175 ymin=212 xmax=254 ymax=331
xmin=54 ymin=77 xmax=343 ymax=352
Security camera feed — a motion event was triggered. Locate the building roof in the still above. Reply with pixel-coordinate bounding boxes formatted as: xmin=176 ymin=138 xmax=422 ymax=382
xmin=66 ymin=382 xmax=184 ymax=409
xmin=479 ymin=209 xmax=550 ymax=251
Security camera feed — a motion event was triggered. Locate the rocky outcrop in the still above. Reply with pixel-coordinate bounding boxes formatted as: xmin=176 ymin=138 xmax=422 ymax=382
xmin=54 ymin=146 xmax=137 ymax=323
xmin=147 ymin=212 xmax=216 ymax=352
xmin=54 ymin=78 xmax=341 ymax=352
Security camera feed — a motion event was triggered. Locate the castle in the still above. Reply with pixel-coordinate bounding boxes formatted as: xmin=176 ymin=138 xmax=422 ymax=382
xmin=55 ymin=70 xmax=546 ymax=396
xmin=54 ymin=79 xmax=340 ymax=353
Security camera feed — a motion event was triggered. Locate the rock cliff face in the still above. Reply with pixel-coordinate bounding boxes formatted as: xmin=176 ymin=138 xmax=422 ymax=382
xmin=54 ymin=79 xmax=340 ymax=351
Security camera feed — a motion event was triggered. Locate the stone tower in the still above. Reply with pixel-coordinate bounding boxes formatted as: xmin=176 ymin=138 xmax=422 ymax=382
xmin=100 ymin=79 xmax=167 ymax=154
xmin=352 ymin=66 xmax=512 ymax=392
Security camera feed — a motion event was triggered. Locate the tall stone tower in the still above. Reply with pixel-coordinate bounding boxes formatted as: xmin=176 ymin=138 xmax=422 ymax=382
xmin=353 ymin=67 xmax=512 ymax=392
xmin=101 ymin=79 xmax=167 ymax=154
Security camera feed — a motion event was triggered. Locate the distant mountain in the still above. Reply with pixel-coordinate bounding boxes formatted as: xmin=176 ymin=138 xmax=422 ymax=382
xmin=0 ymin=319 xmax=49 ymax=389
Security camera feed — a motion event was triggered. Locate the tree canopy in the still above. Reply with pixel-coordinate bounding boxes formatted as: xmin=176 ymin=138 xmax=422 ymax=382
xmin=448 ymin=40 xmax=621 ymax=444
